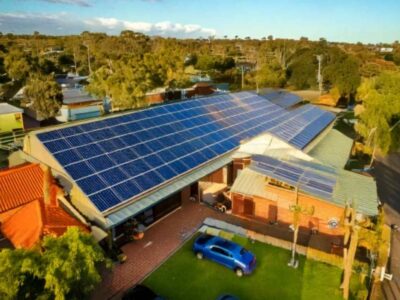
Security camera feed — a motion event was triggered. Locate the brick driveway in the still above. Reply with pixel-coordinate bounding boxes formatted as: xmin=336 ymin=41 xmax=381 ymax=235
xmin=92 ymin=200 xmax=220 ymax=300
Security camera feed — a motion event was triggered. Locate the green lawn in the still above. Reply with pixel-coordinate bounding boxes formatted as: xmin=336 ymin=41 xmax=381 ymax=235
xmin=144 ymin=235 xmax=366 ymax=300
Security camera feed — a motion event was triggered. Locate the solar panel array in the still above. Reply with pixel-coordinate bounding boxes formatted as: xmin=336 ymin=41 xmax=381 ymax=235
xmin=251 ymin=154 xmax=337 ymax=200
xmin=37 ymin=92 xmax=335 ymax=212
xmin=262 ymin=91 xmax=303 ymax=109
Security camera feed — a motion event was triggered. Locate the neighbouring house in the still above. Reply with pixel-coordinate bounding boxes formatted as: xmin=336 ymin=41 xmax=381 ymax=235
xmin=22 ymin=91 xmax=343 ymax=245
xmin=57 ymin=87 xmax=110 ymax=122
xmin=0 ymin=103 xmax=24 ymax=133
xmin=0 ymin=163 xmax=89 ymax=248
xmin=145 ymin=87 xmax=183 ymax=105
xmin=185 ymin=82 xmax=216 ymax=98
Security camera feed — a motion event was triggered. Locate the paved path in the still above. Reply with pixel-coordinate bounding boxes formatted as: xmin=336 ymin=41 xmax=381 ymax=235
xmin=92 ymin=200 xmax=220 ymax=300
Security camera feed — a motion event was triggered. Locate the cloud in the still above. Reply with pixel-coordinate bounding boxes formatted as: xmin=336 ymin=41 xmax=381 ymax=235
xmin=0 ymin=13 xmax=216 ymax=38
xmin=41 ymin=0 xmax=92 ymax=7
xmin=85 ymin=17 xmax=217 ymax=37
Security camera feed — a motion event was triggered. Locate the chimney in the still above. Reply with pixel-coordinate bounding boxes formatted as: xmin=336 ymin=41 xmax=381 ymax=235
xmin=43 ymin=165 xmax=53 ymax=206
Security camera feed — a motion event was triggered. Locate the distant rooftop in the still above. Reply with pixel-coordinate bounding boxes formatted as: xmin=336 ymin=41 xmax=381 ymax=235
xmin=62 ymin=88 xmax=99 ymax=105
xmin=0 ymin=103 xmax=23 ymax=115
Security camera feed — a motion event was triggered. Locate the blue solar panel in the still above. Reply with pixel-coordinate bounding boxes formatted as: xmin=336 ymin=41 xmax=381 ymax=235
xmin=39 ymin=92 xmax=335 ymax=212
xmin=251 ymin=155 xmax=337 ymax=200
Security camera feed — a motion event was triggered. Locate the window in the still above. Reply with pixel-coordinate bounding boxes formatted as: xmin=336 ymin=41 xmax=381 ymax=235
xmin=267 ymin=177 xmax=295 ymax=191
xmin=14 ymin=113 xmax=22 ymax=123
xmin=211 ymin=246 xmax=229 ymax=257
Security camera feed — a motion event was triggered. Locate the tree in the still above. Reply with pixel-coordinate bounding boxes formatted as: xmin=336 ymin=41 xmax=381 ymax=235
xmin=4 ymin=49 xmax=31 ymax=81
xmin=0 ymin=248 xmax=44 ymax=299
xmin=24 ymin=74 xmax=63 ymax=119
xmin=41 ymin=227 xmax=109 ymax=300
xmin=255 ymin=62 xmax=286 ymax=88
xmin=288 ymin=188 xmax=314 ymax=268
xmin=355 ymin=71 xmax=400 ymax=154
xmin=323 ymin=55 xmax=361 ymax=99
xmin=0 ymin=227 xmax=108 ymax=300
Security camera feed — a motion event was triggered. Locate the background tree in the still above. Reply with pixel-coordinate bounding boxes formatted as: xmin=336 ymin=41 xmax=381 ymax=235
xmin=255 ymin=61 xmax=286 ymax=88
xmin=355 ymin=71 xmax=400 ymax=154
xmin=24 ymin=73 xmax=63 ymax=119
xmin=4 ymin=48 xmax=31 ymax=81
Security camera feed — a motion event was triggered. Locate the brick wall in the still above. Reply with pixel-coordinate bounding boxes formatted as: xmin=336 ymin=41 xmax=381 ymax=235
xmin=232 ymin=183 xmax=345 ymax=236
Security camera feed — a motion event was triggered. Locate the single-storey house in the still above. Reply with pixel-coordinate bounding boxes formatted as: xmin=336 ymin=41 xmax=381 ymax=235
xmin=0 ymin=103 xmax=24 ymax=133
xmin=0 ymin=163 xmax=89 ymax=248
xmin=20 ymin=91 xmax=377 ymax=245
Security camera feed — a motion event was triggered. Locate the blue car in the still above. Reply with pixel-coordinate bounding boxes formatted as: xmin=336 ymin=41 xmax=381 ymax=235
xmin=193 ymin=234 xmax=256 ymax=277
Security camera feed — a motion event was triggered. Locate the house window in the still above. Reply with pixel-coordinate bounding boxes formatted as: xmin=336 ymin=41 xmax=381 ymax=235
xmin=267 ymin=178 xmax=295 ymax=191
xmin=14 ymin=113 xmax=22 ymax=123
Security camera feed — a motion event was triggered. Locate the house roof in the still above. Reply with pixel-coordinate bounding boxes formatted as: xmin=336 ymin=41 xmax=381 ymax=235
xmin=0 ymin=164 xmax=44 ymax=213
xmin=309 ymin=129 xmax=353 ymax=169
xmin=232 ymin=154 xmax=379 ymax=216
xmin=62 ymin=88 xmax=99 ymax=105
xmin=230 ymin=167 xmax=278 ymax=200
xmin=34 ymin=92 xmax=335 ymax=215
xmin=262 ymin=90 xmax=302 ymax=109
xmin=1 ymin=185 xmax=89 ymax=248
xmin=0 ymin=103 xmax=23 ymax=115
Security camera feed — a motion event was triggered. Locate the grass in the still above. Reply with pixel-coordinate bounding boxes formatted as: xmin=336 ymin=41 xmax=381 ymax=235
xmin=144 ymin=235 xmax=366 ymax=300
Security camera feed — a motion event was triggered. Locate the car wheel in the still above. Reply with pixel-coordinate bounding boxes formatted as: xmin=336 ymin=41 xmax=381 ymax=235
xmin=196 ymin=252 xmax=203 ymax=260
xmin=235 ymin=268 xmax=244 ymax=277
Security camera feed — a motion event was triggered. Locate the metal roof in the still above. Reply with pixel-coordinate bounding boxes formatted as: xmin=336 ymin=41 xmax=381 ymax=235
xmin=0 ymin=103 xmax=23 ymax=115
xmin=232 ymin=154 xmax=379 ymax=216
xmin=333 ymin=170 xmax=378 ymax=216
xmin=309 ymin=129 xmax=353 ymax=169
xmin=230 ymin=168 xmax=278 ymax=201
xmin=62 ymin=88 xmax=99 ymax=104
xmin=106 ymin=154 xmax=233 ymax=228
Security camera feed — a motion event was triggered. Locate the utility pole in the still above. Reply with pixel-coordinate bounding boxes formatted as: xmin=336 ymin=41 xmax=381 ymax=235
xmin=241 ymin=65 xmax=245 ymax=90
xmin=316 ymin=55 xmax=323 ymax=95
xmin=83 ymin=43 xmax=92 ymax=75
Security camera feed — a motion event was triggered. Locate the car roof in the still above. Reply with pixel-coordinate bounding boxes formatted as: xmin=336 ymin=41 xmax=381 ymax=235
xmin=211 ymin=236 xmax=242 ymax=252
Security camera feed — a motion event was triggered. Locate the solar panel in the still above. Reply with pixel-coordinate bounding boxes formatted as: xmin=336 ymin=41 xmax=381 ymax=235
xmin=262 ymin=91 xmax=302 ymax=109
xmin=251 ymin=154 xmax=337 ymax=200
xmin=37 ymin=92 xmax=335 ymax=212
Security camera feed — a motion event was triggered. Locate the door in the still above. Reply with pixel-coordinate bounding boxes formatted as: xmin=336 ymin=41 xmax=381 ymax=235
xmin=208 ymin=246 xmax=234 ymax=268
xmin=244 ymin=198 xmax=255 ymax=216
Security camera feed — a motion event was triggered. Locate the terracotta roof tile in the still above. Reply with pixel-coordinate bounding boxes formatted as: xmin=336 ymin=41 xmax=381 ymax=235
xmin=0 ymin=164 xmax=44 ymax=213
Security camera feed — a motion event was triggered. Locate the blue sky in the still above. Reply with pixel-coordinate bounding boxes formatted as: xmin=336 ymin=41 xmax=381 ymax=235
xmin=0 ymin=0 xmax=399 ymax=43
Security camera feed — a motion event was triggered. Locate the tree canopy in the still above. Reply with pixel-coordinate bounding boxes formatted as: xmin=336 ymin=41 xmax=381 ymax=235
xmin=356 ymin=71 xmax=400 ymax=154
xmin=0 ymin=227 xmax=109 ymax=300
xmin=24 ymin=73 xmax=63 ymax=119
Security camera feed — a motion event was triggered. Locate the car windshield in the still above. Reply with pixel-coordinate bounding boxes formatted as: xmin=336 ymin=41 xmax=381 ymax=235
xmin=240 ymin=248 xmax=248 ymax=255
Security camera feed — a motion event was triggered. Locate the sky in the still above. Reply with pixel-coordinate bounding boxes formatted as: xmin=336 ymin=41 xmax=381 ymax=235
xmin=0 ymin=0 xmax=399 ymax=43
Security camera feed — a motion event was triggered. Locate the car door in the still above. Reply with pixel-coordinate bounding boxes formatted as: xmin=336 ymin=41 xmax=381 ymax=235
xmin=209 ymin=246 xmax=234 ymax=268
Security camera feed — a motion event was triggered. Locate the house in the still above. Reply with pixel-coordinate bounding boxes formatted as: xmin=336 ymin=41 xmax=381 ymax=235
xmin=185 ymin=82 xmax=216 ymax=98
xmin=22 ymin=91 xmax=340 ymax=244
xmin=0 ymin=103 xmax=24 ymax=133
xmin=0 ymin=163 xmax=89 ymax=248
xmin=229 ymin=128 xmax=378 ymax=243
xmin=57 ymin=88 xmax=109 ymax=122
